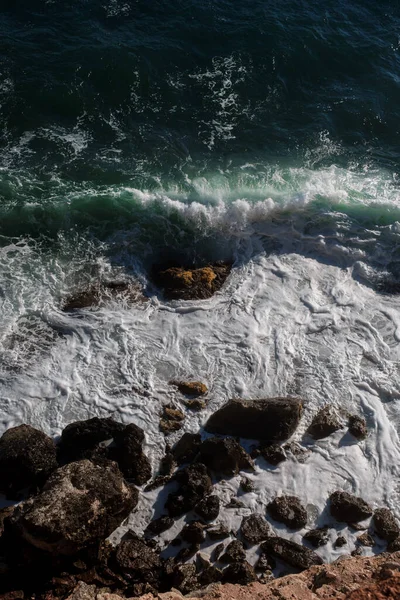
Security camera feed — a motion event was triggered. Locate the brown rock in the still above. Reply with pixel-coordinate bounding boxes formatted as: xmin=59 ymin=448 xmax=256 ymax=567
xmin=240 ymin=513 xmax=272 ymax=544
xmin=113 ymin=536 xmax=162 ymax=587
xmin=195 ymin=495 xmax=220 ymax=521
xmin=165 ymin=463 xmax=212 ymax=517
xmin=222 ymin=561 xmax=257 ymax=584
xmin=205 ymin=397 xmax=302 ymax=442
xmin=334 ymin=535 xmax=347 ymax=548
xmin=261 ymin=536 xmax=323 ymax=571
xmin=172 ymin=433 xmax=202 ymax=465
xmin=357 ymin=533 xmax=374 ymax=547
xmin=329 ymin=491 xmax=373 ymax=524
xmin=267 ymin=495 xmax=308 ymax=529
xmin=307 ymin=406 xmax=341 ymax=439
xmin=62 ymin=281 xmax=145 ymax=311
xmin=303 ymin=527 xmax=330 ymax=548
xmin=172 ymin=381 xmax=208 ymax=396
xmin=160 ymin=405 xmax=185 ymax=434
xmin=373 ymin=508 xmax=400 ymax=542
xmin=260 ymin=444 xmax=287 ymax=466
xmin=348 ymin=415 xmax=367 ymax=440
xmin=153 ymin=263 xmax=231 ymax=301
xmin=207 ymin=524 xmax=230 ymax=540
xmin=58 ymin=417 xmax=126 ymax=463
xmin=220 ymin=540 xmax=246 ymax=563
xmin=196 ymin=437 xmax=254 ymax=476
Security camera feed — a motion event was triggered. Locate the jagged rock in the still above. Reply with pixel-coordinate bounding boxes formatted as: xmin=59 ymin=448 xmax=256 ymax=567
xmin=171 ymin=562 xmax=199 ymax=595
xmin=0 ymin=424 xmax=58 ymax=498
xmin=357 ymin=533 xmax=374 ymax=547
xmin=113 ymin=536 xmax=162 ymax=586
xmin=240 ymin=477 xmax=254 ymax=493
xmin=11 ymin=460 xmax=138 ymax=555
xmin=195 ymin=495 xmax=220 ymax=521
xmin=172 ymin=433 xmax=202 ymax=465
xmin=261 ymin=536 xmax=323 ymax=570
xmin=213 ymin=542 xmax=225 ymax=561
xmin=334 ymin=535 xmax=347 ymax=548
xmin=176 ymin=544 xmax=201 ymax=563
xmin=388 ymin=538 xmax=400 ymax=552
xmin=199 ymin=565 xmax=223 ymax=585
xmin=196 ymin=437 xmax=254 ymax=476
xmin=160 ymin=406 xmax=185 ymax=434
xmin=255 ymin=553 xmax=276 ymax=571
xmin=222 ymin=561 xmax=257 ymax=584
xmin=373 ymin=508 xmax=400 ymax=542
xmin=172 ymin=381 xmax=208 ymax=396
xmin=0 ymin=505 xmax=15 ymax=535
xmin=144 ymin=475 xmax=170 ymax=492
xmin=240 ymin=514 xmax=272 ymax=545
xmin=181 ymin=522 xmax=206 ymax=544
xmin=267 ymin=495 xmax=308 ymax=529
xmin=165 ymin=463 xmax=212 ymax=517
xmin=59 ymin=418 xmax=126 ymax=463
xmin=207 ymin=524 xmax=230 ymax=540
xmin=153 ymin=263 xmax=231 ymax=301
xmin=205 ymin=397 xmax=302 ymax=442
xmin=259 ymin=444 xmax=286 ymax=466
xmin=220 ymin=540 xmax=245 ymax=563
xmin=348 ymin=415 xmax=368 ymax=440
xmin=108 ymin=424 xmax=151 ymax=486
xmin=303 ymin=527 xmax=330 ymax=548
xmin=145 ymin=515 xmax=174 ymax=536
xmin=307 ymin=406 xmax=341 ymax=439
xmin=329 ymin=491 xmax=373 ymax=524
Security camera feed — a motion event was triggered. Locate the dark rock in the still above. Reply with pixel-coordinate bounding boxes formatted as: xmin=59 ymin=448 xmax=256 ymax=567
xmin=159 ymin=405 xmax=185 ymax=434
xmin=240 ymin=514 xmax=272 ymax=545
xmin=240 ymin=477 xmax=254 ymax=493
xmin=199 ymin=565 xmax=223 ymax=585
xmin=172 ymin=381 xmax=208 ymax=396
xmin=207 ymin=524 xmax=230 ymax=540
xmin=303 ymin=527 xmax=329 ymax=548
xmin=261 ymin=537 xmax=323 ymax=570
xmin=373 ymin=508 xmax=400 ymax=542
xmin=172 ymin=433 xmax=202 ymax=465
xmin=159 ymin=451 xmax=176 ymax=476
xmin=153 ymin=263 xmax=231 ymax=301
xmin=255 ymin=553 xmax=276 ymax=572
xmin=11 ymin=459 xmax=138 ymax=555
xmin=59 ymin=417 xmax=126 ymax=463
xmin=357 ymin=532 xmax=374 ymax=547
xmin=388 ymin=537 xmax=400 ymax=552
xmin=165 ymin=463 xmax=212 ymax=517
xmin=196 ymin=437 xmax=254 ymax=476
xmin=195 ymin=495 xmax=220 ymax=521
xmin=349 ymin=522 xmax=368 ymax=531
xmin=180 ymin=522 xmax=206 ymax=544
xmin=212 ymin=542 xmax=225 ymax=561
xmin=348 ymin=415 xmax=367 ymax=440
xmin=171 ymin=563 xmax=199 ymax=595
xmin=329 ymin=491 xmax=373 ymax=524
xmin=62 ymin=281 xmax=144 ymax=311
xmin=108 ymin=424 xmax=151 ymax=486
xmin=222 ymin=561 xmax=257 ymax=584
xmin=145 ymin=515 xmax=174 ymax=536
xmin=226 ymin=498 xmax=245 ymax=509
xmin=260 ymin=444 xmax=286 ymax=466
xmin=307 ymin=406 xmax=341 ymax=439
xmin=267 ymin=496 xmax=308 ymax=529
xmin=220 ymin=540 xmax=245 ymax=564
xmin=205 ymin=397 xmax=302 ymax=442
xmin=0 ymin=424 xmax=58 ymax=497
xmin=113 ymin=536 xmax=161 ymax=586
xmin=183 ymin=399 xmax=207 ymax=411
xmin=144 ymin=475 xmax=170 ymax=492
xmin=334 ymin=535 xmax=347 ymax=548
xmin=351 ymin=547 xmax=363 ymax=556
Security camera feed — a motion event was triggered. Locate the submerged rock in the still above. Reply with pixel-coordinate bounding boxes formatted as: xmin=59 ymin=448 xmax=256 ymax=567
xmin=348 ymin=415 xmax=367 ymax=440
xmin=11 ymin=459 xmax=138 ymax=555
xmin=307 ymin=406 xmax=341 ymax=439
xmin=220 ymin=540 xmax=246 ymax=564
xmin=261 ymin=536 xmax=323 ymax=570
xmin=267 ymin=495 xmax=308 ymax=529
xmin=205 ymin=397 xmax=302 ymax=442
xmin=329 ymin=491 xmax=373 ymax=524
xmin=172 ymin=381 xmax=208 ymax=396
xmin=159 ymin=405 xmax=185 ymax=434
xmin=153 ymin=262 xmax=231 ymax=301
xmin=62 ymin=281 xmax=145 ymax=311
xmin=145 ymin=515 xmax=174 ymax=536
xmin=0 ymin=424 xmax=58 ymax=498
xmin=196 ymin=437 xmax=254 ymax=476
xmin=373 ymin=508 xmax=400 ymax=542
xmin=240 ymin=513 xmax=272 ymax=544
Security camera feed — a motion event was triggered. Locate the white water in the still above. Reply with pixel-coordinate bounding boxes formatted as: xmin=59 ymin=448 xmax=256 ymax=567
xmin=1 ymin=167 xmax=400 ymax=568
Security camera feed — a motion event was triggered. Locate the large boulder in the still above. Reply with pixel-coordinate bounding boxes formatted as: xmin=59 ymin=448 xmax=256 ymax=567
xmin=58 ymin=417 xmax=126 ymax=462
xmin=261 ymin=537 xmax=323 ymax=570
xmin=205 ymin=398 xmax=302 ymax=442
xmin=153 ymin=263 xmax=231 ymax=301
xmin=0 ymin=424 xmax=58 ymax=498
xmin=108 ymin=424 xmax=151 ymax=486
xmin=11 ymin=460 xmax=138 ymax=555
xmin=196 ymin=437 xmax=254 ymax=476
xmin=172 ymin=432 xmax=202 ymax=465
xmin=267 ymin=495 xmax=308 ymax=529
xmin=373 ymin=508 xmax=400 ymax=542
xmin=329 ymin=491 xmax=373 ymax=524
xmin=307 ymin=406 xmax=341 ymax=439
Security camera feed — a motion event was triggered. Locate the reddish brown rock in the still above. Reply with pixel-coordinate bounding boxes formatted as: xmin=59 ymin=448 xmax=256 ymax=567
xmin=153 ymin=262 xmax=231 ymax=301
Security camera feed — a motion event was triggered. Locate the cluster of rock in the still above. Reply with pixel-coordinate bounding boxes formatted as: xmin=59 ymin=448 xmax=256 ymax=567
xmin=0 ymin=397 xmax=397 ymax=600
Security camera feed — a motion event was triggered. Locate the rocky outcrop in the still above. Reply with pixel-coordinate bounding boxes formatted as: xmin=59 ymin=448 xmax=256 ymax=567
xmin=205 ymin=397 xmax=302 ymax=442
xmin=307 ymin=406 xmax=341 ymax=439
xmin=11 ymin=459 xmax=138 ymax=555
xmin=108 ymin=424 xmax=151 ymax=486
xmin=58 ymin=417 xmax=126 ymax=463
xmin=0 ymin=424 xmax=58 ymax=498
xmin=267 ymin=495 xmax=308 ymax=529
xmin=196 ymin=437 xmax=254 ymax=476
xmin=329 ymin=491 xmax=373 ymax=524
xmin=153 ymin=263 xmax=231 ymax=301
xmin=159 ymin=405 xmax=185 ymax=434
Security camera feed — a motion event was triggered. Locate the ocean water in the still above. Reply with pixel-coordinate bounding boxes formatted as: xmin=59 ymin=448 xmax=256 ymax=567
xmin=1 ymin=0 xmax=400 ymax=563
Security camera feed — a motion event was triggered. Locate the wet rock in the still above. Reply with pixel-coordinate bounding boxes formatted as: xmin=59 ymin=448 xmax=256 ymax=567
xmin=108 ymin=424 xmax=151 ymax=486
xmin=11 ymin=459 xmax=138 ymax=555
xmin=205 ymin=397 xmax=303 ymax=442
xmin=144 ymin=475 xmax=170 ymax=492
xmin=180 ymin=522 xmax=206 ymax=544
xmin=348 ymin=415 xmax=368 ymax=440
xmin=62 ymin=281 xmax=144 ymax=311
xmin=113 ymin=536 xmax=162 ymax=587
xmin=207 ymin=524 xmax=230 ymax=540
xmin=212 ymin=542 xmax=225 ymax=561
xmin=303 ymin=527 xmax=330 ymax=548
xmin=259 ymin=444 xmax=286 ymax=466
xmin=261 ymin=536 xmax=323 ymax=570
xmin=240 ymin=477 xmax=254 ymax=493
xmin=226 ymin=497 xmax=245 ymax=509
xmin=334 ymin=535 xmax=347 ymax=548
xmin=145 ymin=515 xmax=174 ymax=536
xmin=373 ymin=508 xmax=400 ymax=542
xmin=153 ymin=262 xmax=231 ymax=301
xmin=220 ymin=540 xmax=245 ymax=563
xmin=172 ymin=381 xmax=208 ymax=396
xmin=183 ymin=399 xmax=207 ymax=411
xmin=0 ymin=505 xmax=15 ymax=535
xmin=165 ymin=463 xmax=212 ymax=517
xmin=172 ymin=433 xmax=202 ymax=465
xmin=349 ymin=522 xmax=368 ymax=531
xmin=267 ymin=495 xmax=308 ymax=529
xmin=59 ymin=417 xmax=126 ymax=463
xmin=329 ymin=491 xmax=373 ymax=524
xmin=195 ymin=495 xmax=220 ymax=521
xmin=159 ymin=405 xmax=185 ymax=434
xmin=307 ymin=406 xmax=341 ymax=439
xmin=240 ymin=513 xmax=272 ymax=545
xmin=357 ymin=533 xmax=374 ymax=547
xmin=222 ymin=561 xmax=257 ymax=584
xmin=196 ymin=437 xmax=254 ymax=476
xmin=0 ymin=424 xmax=58 ymax=498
